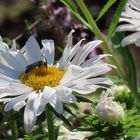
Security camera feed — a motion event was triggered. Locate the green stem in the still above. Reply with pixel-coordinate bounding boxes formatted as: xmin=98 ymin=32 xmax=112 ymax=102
xmin=127 ymin=82 xmax=140 ymax=104
xmin=76 ymin=0 xmax=125 ymax=79
xmin=45 ymin=106 xmax=55 ymax=140
xmin=9 ymin=120 xmax=18 ymax=140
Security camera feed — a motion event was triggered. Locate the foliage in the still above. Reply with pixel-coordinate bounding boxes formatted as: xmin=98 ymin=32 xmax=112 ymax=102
xmin=96 ymin=0 xmax=116 ymax=22
xmin=77 ymin=108 xmax=140 ymax=140
xmin=23 ymin=127 xmax=49 ymax=140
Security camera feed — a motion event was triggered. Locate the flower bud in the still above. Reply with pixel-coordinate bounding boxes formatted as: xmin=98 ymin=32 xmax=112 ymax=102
xmin=110 ymin=85 xmax=130 ymax=97
xmin=95 ymin=91 xmax=125 ymax=124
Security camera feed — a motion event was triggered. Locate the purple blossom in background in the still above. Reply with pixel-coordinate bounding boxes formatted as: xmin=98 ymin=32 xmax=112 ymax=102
xmin=39 ymin=1 xmax=93 ymax=43
xmin=84 ymin=103 xmax=91 ymax=115
xmin=31 ymin=0 xmax=39 ymax=4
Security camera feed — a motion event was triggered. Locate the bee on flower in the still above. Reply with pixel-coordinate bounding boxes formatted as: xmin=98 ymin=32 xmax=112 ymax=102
xmin=0 ymin=30 xmax=113 ymax=132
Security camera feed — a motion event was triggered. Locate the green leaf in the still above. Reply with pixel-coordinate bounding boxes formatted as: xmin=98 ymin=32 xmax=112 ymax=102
xmin=127 ymin=128 xmax=140 ymax=136
xmin=60 ymin=0 xmax=91 ymax=29
xmin=102 ymin=126 xmax=109 ymax=132
xmin=112 ymin=32 xmax=137 ymax=96
xmin=55 ymin=126 xmax=60 ymax=140
xmin=56 ymin=46 xmax=64 ymax=53
xmin=125 ymin=115 xmax=140 ymax=123
xmin=47 ymin=104 xmax=72 ymax=128
xmin=61 ymin=0 xmax=77 ymax=11
xmin=107 ymin=0 xmax=128 ymax=40
xmin=107 ymin=75 xmax=124 ymax=84
xmin=123 ymin=48 xmax=137 ymax=88
xmin=24 ymin=19 xmax=32 ymax=30
xmin=63 ymin=105 xmax=77 ymax=117
xmin=3 ymin=37 xmax=12 ymax=46
xmin=96 ymin=0 xmax=116 ymax=21
xmin=56 ymin=113 xmax=72 ymax=128
xmin=24 ymin=134 xmax=35 ymax=140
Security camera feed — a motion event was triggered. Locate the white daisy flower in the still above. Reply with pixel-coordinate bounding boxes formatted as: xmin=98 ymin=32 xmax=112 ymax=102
xmin=95 ymin=91 xmax=125 ymax=124
xmin=0 ymin=30 xmax=113 ymax=132
xmin=116 ymin=0 xmax=140 ymax=47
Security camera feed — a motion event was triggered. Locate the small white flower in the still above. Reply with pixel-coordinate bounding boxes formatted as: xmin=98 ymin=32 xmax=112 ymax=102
xmin=0 ymin=30 xmax=113 ymax=132
xmin=116 ymin=0 xmax=140 ymax=47
xmin=110 ymin=85 xmax=130 ymax=96
xmin=95 ymin=91 xmax=125 ymax=123
xmin=57 ymin=125 xmax=92 ymax=140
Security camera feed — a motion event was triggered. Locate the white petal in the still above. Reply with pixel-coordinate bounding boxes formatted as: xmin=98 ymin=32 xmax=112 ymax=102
xmin=41 ymin=86 xmax=56 ymax=104
xmin=55 ymin=85 xmax=77 ymax=103
xmin=72 ymin=86 xmax=95 ymax=94
xmin=86 ymin=78 xmax=113 ymax=85
xmin=135 ymin=37 xmax=140 ymax=46
xmin=58 ymin=30 xmax=75 ymax=69
xmin=41 ymin=39 xmax=55 ymax=65
xmin=13 ymin=101 xmax=26 ymax=111
xmin=69 ymin=77 xmax=113 ymax=86
xmin=0 ymin=63 xmax=19 ymax=79
xmin=51 ymin=98 xmax=63 ymax=114
xmin=119 ymin=17 xmax=140 ymax=26
xmin=11 ymin=40 xmax=16 ymax=50
xmin=0 ymin=82 xmax=33 ymax=98
xmin=4 ymin=92 xmax=30 ymax=112
xmin=129 ymin=0 xmax=140 ymax=11
xmin=70 ymin=131 xmax=92 ymax=140
xmin=0 ymin=74 xmax=15 ymax=88
xmin=0 ymin=55 xmax=8 ymax=67
xmin=0 ymin=98 xmax=11 ymax=103
xmin=10 ymin=50 xmax=28 ymax=68
xmin=25 ymin=35 xmax=42 ymax=64
xmin=0 ymin=73 xmax=16 ymax=81
xmin=60 ymin=65 xmax=82 ymax=85
xmin=72 ymin=64 xmax=112 ymax=80
xmin=121 ymin=11 xmax=130 ymax=18
xmin=34 ymin=87 xmax=55 ymax=116
xmin=33 ymin=92 xmax=43 ymax=116
xmin=125 ymin=4 xmax=140 ymax=19
xmin=71 ymin=40 xmax=102 ymax=65
xmin=0 ymin=36 xmax=9 ymax=52
xmin=1 ymin=52 xmax=25 ymax=72
xmin=68 ymin=38 xmax=85 ymax=61
xmin=121 ymin=32 xmax=140 ymax=47
xmin=116 ymin=24 xmax=140 ymax=32
xmin=72 ymin=84 xmax=110 ymax=95
xmin=24 ymin=92 xmax=37 ymax=133
xmin=81 ymin=54 xmax=111 ymax=68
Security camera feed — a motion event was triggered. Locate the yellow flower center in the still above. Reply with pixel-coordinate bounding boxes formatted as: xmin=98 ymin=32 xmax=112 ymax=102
xmin=19 ymin=66 xmax=64 ymax=91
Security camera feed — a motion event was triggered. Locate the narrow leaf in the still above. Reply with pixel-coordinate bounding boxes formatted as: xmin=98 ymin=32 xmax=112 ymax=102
xmin=61 ymin=0 xmax=91 ymax=29
xmin=96 ymin=0 xmax=116 ymax=22
xmin=63 ymin=105 xmax=77 ymax=117
xmin=55 ymin=114 xmax=72 ymax=128
xmin=48 ymin=104 xmax=73 ymax=128
xmin=107 ymin=0 xmax=128 ymax=40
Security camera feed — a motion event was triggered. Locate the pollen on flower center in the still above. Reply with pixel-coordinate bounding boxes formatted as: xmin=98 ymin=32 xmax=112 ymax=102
xmin=19 ymin=66 xmax=64 ymax=91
